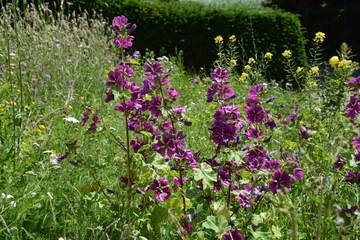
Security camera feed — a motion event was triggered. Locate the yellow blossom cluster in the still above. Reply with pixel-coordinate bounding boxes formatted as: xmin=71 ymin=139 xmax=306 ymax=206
xmin=314 ymin=32 xmax=325 ymax=43
xmin=248 ymin=58 xmax=256 ymax=64
xmin=309 ymin=66 xmax=319 ymax=75
xmin=239 ymin=72 xmax=248 ymax=82
xmin=230 ymin=59 xmax=237 ymax=66
xmin=282 ymin=50 xmax=292 ymax=58
xmin=229 ymin=35 xmax=236 ymax=42
xmin=338 ymin=59 xmax=352 ymax=69
xmin=244 ymin=65 xmax=251 ymax=71
xmin=296 ymin=67 xmax=304 ymax=73
xmin=214 ymin=35 xmax=223 ymax=44
xmin=329 ymin=56 xmax=352 ymax=69
xmin=264 ymin=52 xmax=273 ymax=59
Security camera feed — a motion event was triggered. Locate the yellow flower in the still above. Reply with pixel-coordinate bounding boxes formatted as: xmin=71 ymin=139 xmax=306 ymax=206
xmin=309 ymin=66 xmax=319 ymax=75
xmin=35 ymin=129 xmax=42 ymax=134
xmin=282 ymin=50 xmax=292 ymax=58
xmin=16 ymin=89 xmax=20 ymax=93
xmin=10 ymin=63 xmax=16 ymax=68
xmin=329 ymin=56 xmax=339 ymax=68
xmin=214 ymin=35 xmax=223 ymax=44
xmin=296 ymin=67 xmax=304 ymax=73
xmin=248 ymin=58 xmax=256 ymax=64
xmin=309 ymin=81 xmax=318 ymax=87
xmin=264 ymin=52 xmax=273 ymax=59
xmin=229 ymin=35 xmax=236 ymax=42
xmin=244 ymin=65 xmax=251 ymax=71
xmin=230 ymin=59 xmax=237 ymax=65
xmin=239 ymin=72 xmax=249 ymax=82
xmin=22 ymin=142 xmax=27 ymax=146
xmin=38 ymin=125 xmax=46 ymax=130
xmin=338 ymin=59 xmax=351 ymax=69
xmin=314 ymin=32 xmax=325 ymax=43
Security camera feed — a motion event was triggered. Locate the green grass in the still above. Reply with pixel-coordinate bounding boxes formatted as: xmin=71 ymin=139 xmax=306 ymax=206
xmin=1 ymin=1 xmax=360 ymax=240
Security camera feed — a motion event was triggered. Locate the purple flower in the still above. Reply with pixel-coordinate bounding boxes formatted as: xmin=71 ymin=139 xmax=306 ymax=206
xmin=209 ymin=121 xmax=238 ymax=145
xmin=245 ymin=127 xmax=264 ymax=140
xmin=345 ymin=75 xmax=360 ymax=86
xmin=334 ymin=153 xmax=346 ymax=170
xmin=248 ymin=84 xmax=264 ymax=100
xmin=218 ymin=167 xmax=231 ymax=186
xmin=214 ymin=105 xmax=241 ymax=122
xmin=81 ymin=107 xmax=90 ymax=126
xmin=173 ymin=177 xmax=188 ymax=187
xmin=140 ymin=79 xmax=152 ymax=95
xmin=130 ymin=137 xmax=145 ymax=153
xmin=292 ymin=168 xmax=304 ymax=181
xmin=144 ymin=61 xmax=164 ymax=77
xmin=115 ymin=35 xmax=134 ymax=48
xmin=236 ymin=192 xmax=251 ymax=209
xmin=263 ymin=159 xmax=280 ymax=171
xmin=210 ymin=67 xmax=229 ymax=83
xmin=346 ymin=96 xmax=360 ymax=119
xmin=112 ymin=15 xmax=128 ymax=31
xmin=266 ymin=96 xmax=276 ymax=103
xmin=342 ymin=206 xmax=358 ymax=214
xmin=269 ymin=170 xmax=292 ymax=194
xmin=245 ymin=105 xmax=265 ymax=123
xmin=88 ymin=115 xmax=100 ymax=131
xmin=352 ymin=134 xmax=360 ymax=151
xmin=266 ymin=118 xmax=277 ymax=130
xmin=148 ymin=95 xmax=163 ymax=117
xmin=221 ymin=229 xmax=244 ymax=240
xmin=105 ymin=91 xmax=114 ymax=103
xmin=149 ymin=177 xmax=171 ymax=203
xmin=56 ymin=153 xmax=68 ymax=162
xmin=345 ymin=172 xmax=360 ymax=184
xmin=167 ymin=87 xmax=180 ymax=99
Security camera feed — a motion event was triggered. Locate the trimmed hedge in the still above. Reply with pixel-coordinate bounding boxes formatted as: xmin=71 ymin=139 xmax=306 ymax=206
xmin=3 ymin=0 xmax=308 ymax=86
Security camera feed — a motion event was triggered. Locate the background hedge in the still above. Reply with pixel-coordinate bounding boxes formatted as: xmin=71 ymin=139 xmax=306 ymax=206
xmin=2 ymin=0 xmax=308 ymax=86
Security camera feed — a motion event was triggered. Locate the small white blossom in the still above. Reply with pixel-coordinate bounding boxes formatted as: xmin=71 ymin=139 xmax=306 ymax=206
xmin=63 ymin=117 xmax=80 ymax=123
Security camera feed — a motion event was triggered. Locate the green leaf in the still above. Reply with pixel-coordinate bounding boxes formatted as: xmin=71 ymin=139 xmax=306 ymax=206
xmin=284 ymin=140 xmax=297 ymax=148
xmin=250 ymin=224 xmax=270 ymax=240
xmin=201 ymin=216 xmax=219 ymax=233
xmin=202 ymin=215 xmax=228 ymax=235
xmin=193 ymin=163 xmax=217 ymax=190
xmin=167 ymin=193 xmax=183 ymax=214
xmin=271 ymin=225 xmax=283 ymax=239
xmin=211 ymin=199 xmax=230 ymax=219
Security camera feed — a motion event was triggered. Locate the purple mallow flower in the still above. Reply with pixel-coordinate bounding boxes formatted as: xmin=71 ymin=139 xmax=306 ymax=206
xmin=112 ymin=15 xmax=128 ymax=31
xmin=81 ymin=107 xmax=90 ymax=126
xmin=148 ymin=177 xmax=171 ymax=203
xmin=269 ymin=170 xmax=292 ymax=194
xmin=210 ymin=67 xmax=229 ymax=83
xmin=88 ymin=115 xmax=100 ymax=131
xmin=245 ymin=104 xmax=265 ymax=123
xmin=221 ymin=229 xmax=244 ymax=240
xmin=334 ymin=153 xmax=346 ymax=170
xmin=346 ymin=96 xmax=360 ymax=120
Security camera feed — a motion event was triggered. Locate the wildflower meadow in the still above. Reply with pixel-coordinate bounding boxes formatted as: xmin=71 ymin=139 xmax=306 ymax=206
xmin=1 ymin=1 xmax=360 ymax=240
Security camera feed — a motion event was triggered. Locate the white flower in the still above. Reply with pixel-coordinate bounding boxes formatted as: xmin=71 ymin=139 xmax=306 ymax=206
xmin=36 ymin=203 xmax=42 ymax=208
xmin=10 ymin=201 xmax=16 ymax=207
xmin=63 ymin=117 xmax=80 ymax=123
xmin=6 ymin=194 xmax=14 ymax=199
xmin=31 ymin=192 xmax=36 ymax=197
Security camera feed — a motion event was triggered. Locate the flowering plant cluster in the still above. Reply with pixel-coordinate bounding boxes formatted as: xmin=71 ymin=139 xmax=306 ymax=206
xmin=3 ymin=3 xmax=360 ymax=238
